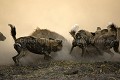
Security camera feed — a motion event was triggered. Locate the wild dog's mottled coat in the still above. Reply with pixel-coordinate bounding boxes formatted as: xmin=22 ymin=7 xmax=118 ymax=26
xmin=70 ymin=23 xmax=120 ymax=58
xmin=69 ymin=24 xmax=100 ymax=56
xmin=9 ymin=24 xmax=63 ymax=66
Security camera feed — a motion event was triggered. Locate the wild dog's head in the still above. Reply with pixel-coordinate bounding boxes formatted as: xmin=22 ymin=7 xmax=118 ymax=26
xmin=75 ymin=30 xmax=91 ymax=41
xmin=49 ymin=38 xmax=63 ymax=52
xmin=94 ymin=27 xmax=108 ymax=38
xmin=0 ymin=32 xmax=6 ymax=41
xmin=73 ymin=30 xmax=88 ymax=47
xmin=101 ymin=29 xmax=108 ymax=35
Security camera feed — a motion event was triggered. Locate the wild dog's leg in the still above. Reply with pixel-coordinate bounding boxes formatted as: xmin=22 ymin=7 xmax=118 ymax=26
xmin=13 ymin=51 xmax=28 ymax=66
xmin=15 ymin=51 xmax=27 ymax=65
xmin=81 ymin=47 xmax=91 ymax=57
xmin=105 ymin=49 xmax=114 ymax=59
xmin=113 ymin=41 xmax=120 ymax=54
xmin=70 ymin=40 xmax=77 ymax=54
xmin=70 ymin=46 xmax=75 ymax=54
xmin=13 ymin=43 xmax=22 ymax=66
xmin=81 ymin=47 xmax=87 ymax=57
xmin=92 ymin=44 xmax=103 ymax=55
xmin=12 ymin=54 xmax=20 ymax=66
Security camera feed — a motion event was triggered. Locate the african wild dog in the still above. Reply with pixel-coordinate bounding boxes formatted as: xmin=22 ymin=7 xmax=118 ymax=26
xmin=70 ymin=23 xmax=120 ymax=58
xmin=8 ymin=24 xmax=63 ymax=66
xmin=93 ymin=23 xmax=120 ymax=58
xmin=69 ymin=24 xmax=102 ymax=57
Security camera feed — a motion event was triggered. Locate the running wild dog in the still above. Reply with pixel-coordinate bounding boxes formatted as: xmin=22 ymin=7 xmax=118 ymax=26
xmin=93 ymin=23 xmax=120 ymax=58
xmin=69 ymin=24 xmax=102 ymax=56
xmin=8 ymin=24 xmax=63 ymax=66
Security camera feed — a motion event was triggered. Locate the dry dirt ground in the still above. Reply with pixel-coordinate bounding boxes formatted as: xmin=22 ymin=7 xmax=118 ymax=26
xmin=0 ymin=60 xmax=120 ymax=80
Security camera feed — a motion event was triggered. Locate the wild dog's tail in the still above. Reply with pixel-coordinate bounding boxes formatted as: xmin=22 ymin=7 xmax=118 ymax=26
xmin=8 ymin=24 xmax=16 ymax=41
xmin=69 ymin=24 xmax=79 ymax=38
xmin=117 ymin=27 xmax=120 ymax=40
xmin=107 ymin=22 xmax=117 ymax=33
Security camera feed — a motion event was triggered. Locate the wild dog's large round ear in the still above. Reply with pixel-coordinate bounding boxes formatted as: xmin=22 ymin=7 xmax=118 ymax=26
xmin=97 ymin=27 xmax=101 ymax=31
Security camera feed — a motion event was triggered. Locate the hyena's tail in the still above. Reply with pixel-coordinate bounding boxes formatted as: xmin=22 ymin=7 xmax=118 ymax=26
xmin=8 ymin=24 xmax=16 ymax=41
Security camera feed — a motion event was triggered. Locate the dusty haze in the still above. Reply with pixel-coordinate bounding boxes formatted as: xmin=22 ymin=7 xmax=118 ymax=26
xmin=0 ymin=0 xmax=120 ymax=65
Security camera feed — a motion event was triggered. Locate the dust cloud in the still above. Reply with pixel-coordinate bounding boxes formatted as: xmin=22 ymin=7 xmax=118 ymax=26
xmin=0 ymin=0 xmax=120 ymax=65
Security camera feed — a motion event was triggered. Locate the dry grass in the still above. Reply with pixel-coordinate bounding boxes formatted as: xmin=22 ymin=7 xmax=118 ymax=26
xmin=0 ymin=61 xmax=120 ymax=80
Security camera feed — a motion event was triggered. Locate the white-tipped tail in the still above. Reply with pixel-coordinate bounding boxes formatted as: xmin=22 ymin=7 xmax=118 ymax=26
xmin=69 ymin=24 xmax=80 ymax=38
xmin=71 ymin=24 xmax=79 ymax=33
xmin=108 ymin=22 xmax=114 ymax=25
xmin=107 ymin=22 xmax=114 ymax=29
